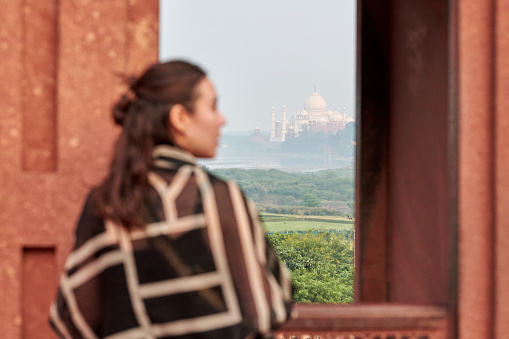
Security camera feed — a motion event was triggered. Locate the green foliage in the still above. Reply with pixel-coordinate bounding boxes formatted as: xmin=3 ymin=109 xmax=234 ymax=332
xmin=211 ymin=164 xmax=356 ymax=303
xmin=210 ymin=168 xmax=354 ymax=216
xmin=302 ymin=193 xmax=321 ymax=207
xmin=258 ymin=204 xmax=345 ymax=217
xmin=264 ymin=220 xmax=352 ymax=233
xmin=267 ymin=231 xmax=354 ymax=303
xmin=243 ymin=183 xmax=268 ymax=201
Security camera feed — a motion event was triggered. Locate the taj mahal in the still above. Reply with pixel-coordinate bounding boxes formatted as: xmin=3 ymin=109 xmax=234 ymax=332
xmin=269 ymin=90 xmax=355 ymax=142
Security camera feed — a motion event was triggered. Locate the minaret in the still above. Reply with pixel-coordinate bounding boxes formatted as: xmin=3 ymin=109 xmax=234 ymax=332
xmin=282 ymin=105 xmax=287 ymax=142
xmin=270 ymin=106 xmax=276 ymax=142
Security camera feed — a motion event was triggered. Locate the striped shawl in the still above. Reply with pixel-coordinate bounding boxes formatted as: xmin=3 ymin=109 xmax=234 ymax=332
xmin=50 ymin=145 xmax=293 ymax=339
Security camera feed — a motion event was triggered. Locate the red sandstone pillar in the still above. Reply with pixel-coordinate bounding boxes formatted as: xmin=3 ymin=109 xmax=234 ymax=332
xmin=494 ymin=0 xmax=509 ymax=336
xmin=0 ymin=1 xmax=158 ymax=338
xmin=458 ymin=0 xmax=509 ymax=337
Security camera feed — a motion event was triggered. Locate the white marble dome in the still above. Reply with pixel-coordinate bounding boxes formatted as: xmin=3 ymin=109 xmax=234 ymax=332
xmin=304 ymin=91 xmax=327 ymax=114
xmin=332 ymin=110 xmax=343 ymax=122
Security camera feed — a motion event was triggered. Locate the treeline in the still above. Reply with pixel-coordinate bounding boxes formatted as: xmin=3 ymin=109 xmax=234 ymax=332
xmin=268 ymin=230 xmax=354 ymax=303
xmin=210 ymin=168 xmax=355 ymax=216
xmin=257 ymin=204 xmax=345 ymax=217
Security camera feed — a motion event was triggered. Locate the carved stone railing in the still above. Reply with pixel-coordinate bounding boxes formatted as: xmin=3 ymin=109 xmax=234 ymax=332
xmin=276 ymin=304 xmax=449 ymax=339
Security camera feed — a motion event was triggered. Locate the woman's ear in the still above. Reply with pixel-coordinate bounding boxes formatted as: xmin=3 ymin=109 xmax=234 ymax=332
xmin=168 ymin=104 xmax=190 ymax=134
xmin=169 ymin=104 xmax=193 ymax=149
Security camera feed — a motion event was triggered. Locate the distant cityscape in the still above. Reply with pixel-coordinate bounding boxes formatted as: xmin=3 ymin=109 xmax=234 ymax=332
xmin=200 ymin=90 xmax=356 ymax=171
xmin=265 ymin=90 xmax=355 ymax=143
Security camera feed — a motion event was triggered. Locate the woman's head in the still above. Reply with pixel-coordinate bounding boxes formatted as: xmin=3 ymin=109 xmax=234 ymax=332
xmin=168 ymin=77 xmax=226 ymax=158
xmin=113 ymin=60 xmax=226 ymax=158
xmin=97 ymin=60 xmax=226 ymax=228
xmin=113 ymin=60 xmax=208 ymax=149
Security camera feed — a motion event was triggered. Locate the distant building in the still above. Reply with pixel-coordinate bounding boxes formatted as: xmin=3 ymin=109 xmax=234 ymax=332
xmin=251 ymin=127 xmax=264 ymax=142
xmin=270 ymin=106 xmax=287 ymax=142
xmin=269 ymin=90 xmax=355 ymax=142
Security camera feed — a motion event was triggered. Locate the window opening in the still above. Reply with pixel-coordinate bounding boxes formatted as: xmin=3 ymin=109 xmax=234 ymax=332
xmin=159 ymin=0 xmax=356 ymax=303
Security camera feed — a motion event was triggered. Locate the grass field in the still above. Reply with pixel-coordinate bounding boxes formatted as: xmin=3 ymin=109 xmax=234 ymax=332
xmin=260 ymin=213 xmax=354 ymax=233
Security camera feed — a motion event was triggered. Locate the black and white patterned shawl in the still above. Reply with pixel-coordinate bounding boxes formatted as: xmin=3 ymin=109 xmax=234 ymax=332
xmin=50 ymin=145 xmax=293 ymax=339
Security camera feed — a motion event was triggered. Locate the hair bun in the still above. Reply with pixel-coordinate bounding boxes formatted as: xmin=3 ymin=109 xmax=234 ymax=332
xmin=112 ymin=94 xmax=134 ymax=126
xmin=112 ymin=76 xmax=140 ymax=126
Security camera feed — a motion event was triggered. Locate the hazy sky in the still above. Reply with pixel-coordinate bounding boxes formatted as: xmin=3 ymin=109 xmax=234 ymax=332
xmin=159 ymin=0 xmax=356 ymax=133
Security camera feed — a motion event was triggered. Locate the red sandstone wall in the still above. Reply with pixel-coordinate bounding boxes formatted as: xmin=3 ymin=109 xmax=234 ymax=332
xmin=4 ymin=1 xmax=509 ymax=338
xmin=0 ymin=1 xmax=158 ymax=337
xmin=458 ymin=0 xmax=509 ymax=337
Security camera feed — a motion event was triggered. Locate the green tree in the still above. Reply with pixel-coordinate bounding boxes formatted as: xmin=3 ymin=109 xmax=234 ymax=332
xmin=267 ymin=231 xmax=354 ymax=303
xmin=243 ymin=183 xmax=267 ymax=202
xmin=302 ymin=193 xmax=321 ymax=207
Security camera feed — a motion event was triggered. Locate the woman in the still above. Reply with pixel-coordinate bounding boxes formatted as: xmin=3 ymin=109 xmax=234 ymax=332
xmin=50 ymin=60 xmax=293 ymax=339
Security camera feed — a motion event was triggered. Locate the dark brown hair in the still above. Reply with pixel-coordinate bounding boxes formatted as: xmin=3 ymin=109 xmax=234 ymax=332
xmin=95 ymin=60 xmax=206 ymax=229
